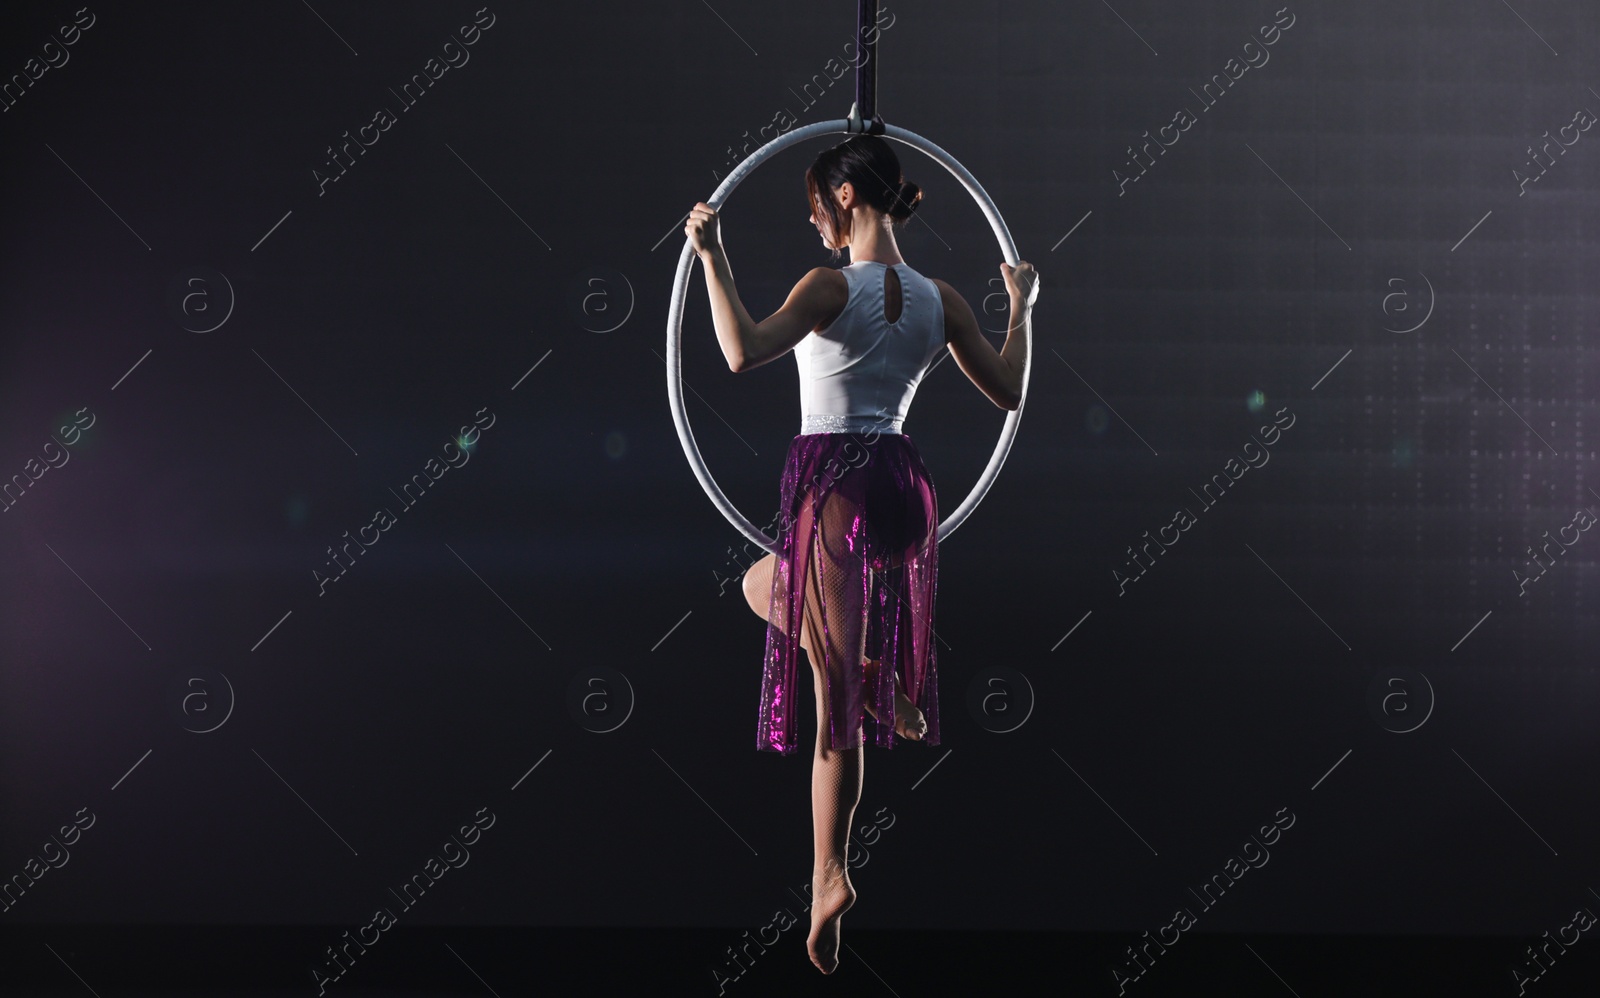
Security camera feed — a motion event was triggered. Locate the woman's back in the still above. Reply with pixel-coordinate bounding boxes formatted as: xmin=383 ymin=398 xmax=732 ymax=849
xmin=794 ymin=260 xmax=946 ymax=436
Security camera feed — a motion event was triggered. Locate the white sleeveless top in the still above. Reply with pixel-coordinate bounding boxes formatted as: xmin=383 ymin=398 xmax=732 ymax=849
xmin=793 ymin=260 xmax=947 ymax=435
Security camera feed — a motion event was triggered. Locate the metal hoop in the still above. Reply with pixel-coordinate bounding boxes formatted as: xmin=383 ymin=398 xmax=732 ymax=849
xmin=667 ymin=118 xmax=1028 ymax=555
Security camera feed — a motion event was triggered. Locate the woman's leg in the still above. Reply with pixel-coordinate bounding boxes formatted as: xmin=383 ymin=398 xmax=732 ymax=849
xmin=745 ymin=555 xmax=923 ymax=741
xmin=740 ymin=526 xmax=865 ymax=973
xmin=742 ymin=553 xmax=814 ymax=655
xmin=797 ymin=529 xmax=861 ymax=975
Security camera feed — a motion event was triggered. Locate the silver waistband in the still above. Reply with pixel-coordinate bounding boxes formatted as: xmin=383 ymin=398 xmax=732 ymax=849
xmin=801 ymin=413 xmax=903 ymax=435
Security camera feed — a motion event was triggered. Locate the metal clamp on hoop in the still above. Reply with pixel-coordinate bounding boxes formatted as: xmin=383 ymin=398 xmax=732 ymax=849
xmin=845 ymin=101 xmax=887 ymax=135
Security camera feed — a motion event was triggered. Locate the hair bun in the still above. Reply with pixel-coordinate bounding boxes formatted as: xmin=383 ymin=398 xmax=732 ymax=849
xmin=889 ymin=179 xmax=922 ymax=220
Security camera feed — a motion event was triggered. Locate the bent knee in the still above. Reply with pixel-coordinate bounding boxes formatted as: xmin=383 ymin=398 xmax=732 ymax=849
xmin=742 ymin=553 xmax=775 ymax=615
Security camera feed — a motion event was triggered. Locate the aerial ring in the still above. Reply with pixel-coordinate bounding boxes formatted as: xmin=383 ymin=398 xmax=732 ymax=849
xmin=666 ymin=118 xmax=1028 ymax=554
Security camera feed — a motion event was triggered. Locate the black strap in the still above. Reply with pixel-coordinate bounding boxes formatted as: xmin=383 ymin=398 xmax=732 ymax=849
xmin=854 ymin=0 xmax=884 ymax=132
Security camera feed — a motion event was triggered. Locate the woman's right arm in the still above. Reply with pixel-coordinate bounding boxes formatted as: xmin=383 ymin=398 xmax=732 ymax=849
xmin=935 ymin=262 xmax=1037 ymax=410
xmin=687 ymin=202 xmax=845 ymax=372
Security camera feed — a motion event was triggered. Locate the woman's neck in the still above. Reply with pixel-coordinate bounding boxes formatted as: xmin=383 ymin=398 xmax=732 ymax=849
xmin=845 ymin=218 xmax=904 ymax=266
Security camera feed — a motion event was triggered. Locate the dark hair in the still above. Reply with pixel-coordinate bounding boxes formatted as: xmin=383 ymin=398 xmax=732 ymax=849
xmin=805 ymin=134 xmax=922 ymax=259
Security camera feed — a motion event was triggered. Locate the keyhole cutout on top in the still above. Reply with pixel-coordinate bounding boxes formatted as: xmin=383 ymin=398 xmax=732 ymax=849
xmin=882 ymin=265 xmax=903 ymax=324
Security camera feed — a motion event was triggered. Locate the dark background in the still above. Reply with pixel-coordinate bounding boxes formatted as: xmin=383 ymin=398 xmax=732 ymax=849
xmin=3 ymin=0 xmax=1599 ymax=994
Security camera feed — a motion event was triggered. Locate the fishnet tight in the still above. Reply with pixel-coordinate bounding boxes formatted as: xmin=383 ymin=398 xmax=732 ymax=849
xmin=742 ymin=514 xmax=877 ymax=884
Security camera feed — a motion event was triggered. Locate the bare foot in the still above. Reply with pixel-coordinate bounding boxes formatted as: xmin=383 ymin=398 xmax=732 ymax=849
xmin=807 ymin=865 xmax=856 ymax=974
xmin=863 ymin=660 xmax=927 ymax=741
xmin=892 ymin=681 xmax=927 ymax=741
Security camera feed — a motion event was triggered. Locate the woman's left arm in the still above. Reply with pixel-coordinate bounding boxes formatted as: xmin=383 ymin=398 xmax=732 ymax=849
xmin=687 ymin=203 xmax=844 ymax=372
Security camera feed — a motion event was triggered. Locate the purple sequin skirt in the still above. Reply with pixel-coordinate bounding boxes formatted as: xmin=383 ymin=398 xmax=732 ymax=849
xmin=757 ymin=430 xmax=940 ymax=755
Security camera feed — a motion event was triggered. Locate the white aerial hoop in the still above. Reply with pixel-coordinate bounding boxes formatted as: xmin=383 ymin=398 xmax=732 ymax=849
xmin=666 ymin=112 xmax=1030 ymax=556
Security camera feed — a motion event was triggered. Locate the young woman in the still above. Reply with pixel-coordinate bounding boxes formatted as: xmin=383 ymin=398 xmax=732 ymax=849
xmin=685 ymin=134 xmax=1038 ymax=975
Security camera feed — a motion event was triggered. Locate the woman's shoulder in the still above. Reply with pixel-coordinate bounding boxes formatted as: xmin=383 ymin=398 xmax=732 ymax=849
xmin=916 ymin=271 xmax=958 ymax=305
xmin=792 ymin=266 xmax=851 ymax=302
xmin=796 ymin=267 xmax=852 ymax=334
xmin=800 ymin=265 xmax=851 ymax=286
xmin=920 ymin=275 xmax=969 ymax=334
